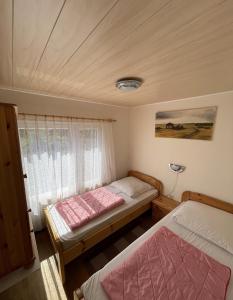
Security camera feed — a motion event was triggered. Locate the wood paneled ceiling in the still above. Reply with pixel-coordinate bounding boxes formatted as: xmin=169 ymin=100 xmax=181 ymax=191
xmin=0 ymin=0 xmax=232 ymax=106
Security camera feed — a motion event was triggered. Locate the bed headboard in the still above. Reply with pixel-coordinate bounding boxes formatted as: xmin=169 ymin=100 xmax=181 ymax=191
xmin=182 ymin=191 xmax=233 ymax=214
xmin=128 ymin=170 xmax=163 ymax=195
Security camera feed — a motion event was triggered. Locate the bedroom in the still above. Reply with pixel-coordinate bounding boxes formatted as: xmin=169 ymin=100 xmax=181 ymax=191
xmin=0 ymin=0 xmax=233 ymax=299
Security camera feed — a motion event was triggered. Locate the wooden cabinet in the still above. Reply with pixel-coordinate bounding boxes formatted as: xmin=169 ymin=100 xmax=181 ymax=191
xmin=152 ymin=195 xmax=179 ymax=222
xmin=0 ymin=103 xmax=34 ymax=278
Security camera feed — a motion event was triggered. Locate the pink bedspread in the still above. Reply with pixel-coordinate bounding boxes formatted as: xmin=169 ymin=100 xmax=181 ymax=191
xmin=55 ymin=187 xmax=124 ymax=230
xmin=101 ymin=226 xmax=231 ymax=300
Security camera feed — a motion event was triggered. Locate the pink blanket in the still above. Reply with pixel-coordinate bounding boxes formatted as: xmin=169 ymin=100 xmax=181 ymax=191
xmin=55 ymin=187 xmax=124 ymax=230
xmin=101 ymin=226 xmax=231 ymax=300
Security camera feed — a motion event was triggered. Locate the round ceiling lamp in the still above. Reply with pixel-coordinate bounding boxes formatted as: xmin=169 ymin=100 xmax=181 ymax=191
xmin=115 ymin=77 xmax=143 ymax=92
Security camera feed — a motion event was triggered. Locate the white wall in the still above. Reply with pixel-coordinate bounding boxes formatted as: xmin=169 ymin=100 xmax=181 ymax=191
xmin=0 ymin=89 xmax=129 ymax=179
xmin=129 ymin=91 xmax=233 ymax=203
xmin=1 ymin=88 xmax=233 ymax=203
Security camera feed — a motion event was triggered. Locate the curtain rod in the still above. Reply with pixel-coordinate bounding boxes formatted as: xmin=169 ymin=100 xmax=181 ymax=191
xmin=18 ymin=113 xmax=116 ymax=122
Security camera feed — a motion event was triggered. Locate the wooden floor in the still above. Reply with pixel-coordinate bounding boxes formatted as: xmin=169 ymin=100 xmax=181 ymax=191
xmin=0 ymin=254 xmax=67 ymax=300
xmin=0 ymin=211 xmax=154 ymax=300
xmin=0 ymin=269 xmax=47 ymax=300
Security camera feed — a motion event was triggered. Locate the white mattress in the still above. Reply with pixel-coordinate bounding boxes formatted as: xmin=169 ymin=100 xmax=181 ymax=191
xmin=81 ymin=202 xmax=233 ymax=300
xmin=47 ymin=185 xmax=158 ymax=249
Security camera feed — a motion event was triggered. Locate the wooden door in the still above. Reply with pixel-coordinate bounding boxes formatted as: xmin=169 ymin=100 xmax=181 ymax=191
xmin=0 ymin=103 xmax=34 ymax=278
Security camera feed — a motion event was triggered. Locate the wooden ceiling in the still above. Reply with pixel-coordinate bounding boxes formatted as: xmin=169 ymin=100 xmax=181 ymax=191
xmin=0 ymin=0 xmax=232 ymax=106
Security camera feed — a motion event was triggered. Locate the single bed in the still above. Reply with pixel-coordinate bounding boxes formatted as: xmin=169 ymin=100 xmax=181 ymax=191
xmin=44 ymin=170 xmax=163 ymax=283
xmin=74 ymin=191 xmax=233 ymax=300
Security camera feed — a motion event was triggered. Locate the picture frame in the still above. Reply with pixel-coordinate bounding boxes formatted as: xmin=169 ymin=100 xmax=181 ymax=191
xmin=155 ymin=106 xmax=217 ymax=140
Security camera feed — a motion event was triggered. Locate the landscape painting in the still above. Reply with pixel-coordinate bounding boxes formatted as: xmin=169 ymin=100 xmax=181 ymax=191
xmin=155 ymin=107 xmax=217 ymax=140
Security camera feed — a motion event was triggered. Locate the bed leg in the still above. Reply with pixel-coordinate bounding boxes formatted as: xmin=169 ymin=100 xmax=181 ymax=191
xmin=74 ymin=289 xmax=84 ymax=300
xmin=55 ymin=246 xmax=66 ymax=284
xmin=57 ymin=255 xmax=65 ymax=284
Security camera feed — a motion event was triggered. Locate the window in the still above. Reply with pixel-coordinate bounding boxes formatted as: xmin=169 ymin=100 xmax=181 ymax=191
xmin=18 ymin=115 xmax=116 ymax=230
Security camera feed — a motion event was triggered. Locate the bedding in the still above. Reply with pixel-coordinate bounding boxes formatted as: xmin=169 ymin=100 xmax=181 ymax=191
xmin=55 ymin=187 xmax=124 ymax=230
xmin=173 ymin=200 xmax=233 ymax=255
xmin=80 ymin=201 xmax=233 ymax=300
xmin=110 ymin=176 xmax=153 ymax=198
xmin=101 ymin=226 xmax=231 ymax=300
xmin=48 ymin=185 xmax=158 ymax=249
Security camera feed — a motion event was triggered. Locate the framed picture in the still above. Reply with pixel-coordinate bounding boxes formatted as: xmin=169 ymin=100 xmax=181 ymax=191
xmin=155 ymin=106 xmax=217 ymax=140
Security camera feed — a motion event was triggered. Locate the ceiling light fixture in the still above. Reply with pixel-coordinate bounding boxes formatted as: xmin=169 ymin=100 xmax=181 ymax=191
xmin=116 ymin=77 xmax=143 ymax=92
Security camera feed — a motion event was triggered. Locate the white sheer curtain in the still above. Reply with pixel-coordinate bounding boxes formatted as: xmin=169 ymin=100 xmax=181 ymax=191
xmin=18 ymin=114 xmax=116 ymax=231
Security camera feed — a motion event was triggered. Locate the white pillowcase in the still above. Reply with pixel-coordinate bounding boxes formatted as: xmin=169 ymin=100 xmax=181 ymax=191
xmin=173 ymin=200 xmax=233 ymax=255
xmin=110 ymin=176 xmax=153 ymax=198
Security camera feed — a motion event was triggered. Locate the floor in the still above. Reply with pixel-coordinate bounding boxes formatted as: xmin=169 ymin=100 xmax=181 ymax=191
xmin=0 ymin=255 xmax=66 ymax=300
xmin=0 ymin=211 xmax=154 ymax=300
xmin=0 ymin=268 xmax=48 ymax=300
xmin=0 ymin=231 xmax=40 ymax=294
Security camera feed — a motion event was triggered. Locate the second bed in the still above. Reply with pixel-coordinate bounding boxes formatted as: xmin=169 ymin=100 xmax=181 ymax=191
xmin=75 ymin=191 xmax=233 ymax=300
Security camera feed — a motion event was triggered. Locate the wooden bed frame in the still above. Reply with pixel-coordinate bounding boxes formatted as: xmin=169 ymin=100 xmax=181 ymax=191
xmin=181 ymin=191 xmax=233 ymax=213
xmin=44 ymin=170 xmax=163 ymax=284
xmin=74 ymin=190 xmax=233 ymax=300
